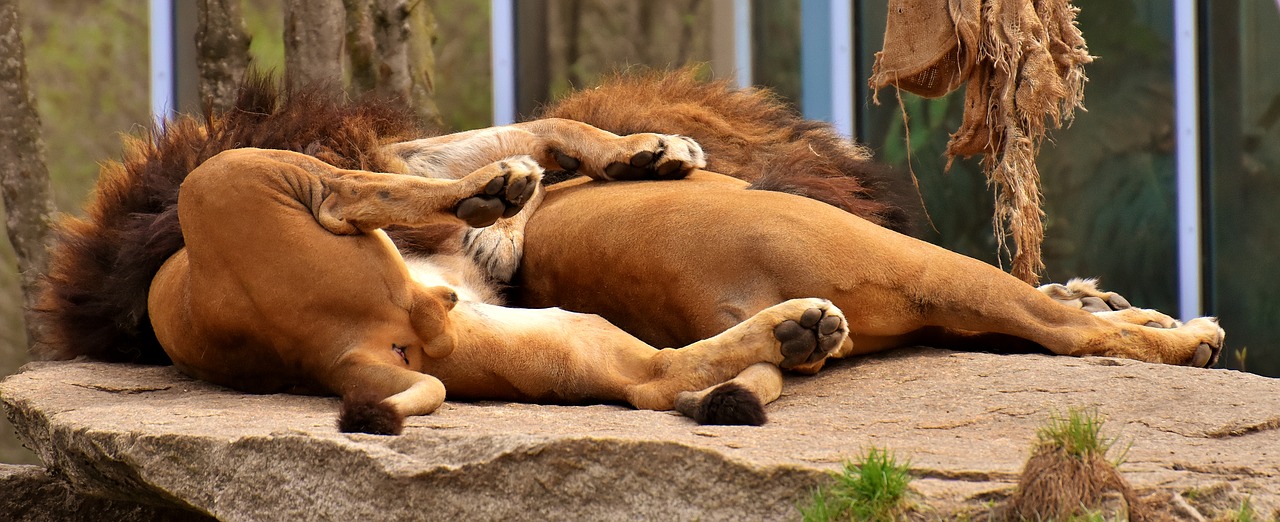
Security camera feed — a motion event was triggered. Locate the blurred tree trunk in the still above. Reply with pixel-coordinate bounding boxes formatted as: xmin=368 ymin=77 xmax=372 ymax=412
xmin=0 ymin=0 xmax=54 ymax=353
xmin=283 ymin=0 xmax=345 ymax=95
xmin=344 ymin=0 xmax=442 ymax=127
xmin=196 ymin=0 xmax=252 ymax=113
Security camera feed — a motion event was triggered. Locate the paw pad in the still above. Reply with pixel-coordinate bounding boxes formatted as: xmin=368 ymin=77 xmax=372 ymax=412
xmin=774 ymin=306 xmax=846 ymax=369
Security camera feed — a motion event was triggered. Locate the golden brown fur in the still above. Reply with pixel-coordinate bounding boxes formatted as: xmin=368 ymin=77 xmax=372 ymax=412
xmin=538 ymin=69 xmax=916 ymax=233
xmin=38 ymin=71 xmax=1222 ymax=433
xmin=37 ymin=74 xmax=852 ymax=433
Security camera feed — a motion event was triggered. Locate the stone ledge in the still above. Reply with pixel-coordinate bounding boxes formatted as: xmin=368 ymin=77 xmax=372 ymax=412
xmin=0 ymin=463 xmax=207 ymax=521
xmin=2 ymin=348 xmax=1277 ymax=520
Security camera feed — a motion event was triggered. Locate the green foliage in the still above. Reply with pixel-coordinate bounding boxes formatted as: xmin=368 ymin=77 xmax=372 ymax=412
xmin=1227 ymin=497 xmax=1257 ymax=522
xmin=1035 ymin=409 xmax=1129 ymax=467
xmin=1063 ymin=511 xmax=1121 ymax=522
xmin=799 ymin=448 xmax=913 ymax=522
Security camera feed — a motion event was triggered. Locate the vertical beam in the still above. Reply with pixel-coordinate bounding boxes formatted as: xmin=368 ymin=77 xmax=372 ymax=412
xmin=734 ymin=0 xmax=752 ymax=88
xmin=801 ymin=0 xmax=831 ymax=122
xmin=173 ymin=0 xmax=201 ymax=114
xmin=801 ymin=0 xmax=853 ymax=137
xmin=1174 ymin=0 xmax=1201 ymax=320
xmin=829 ymin=0 xmax=853 ymax=138
xmin=149 ymin=0 xmax=175 ymax=123
xmin=515 ymin=0 xmax=549 ymax=117
xmin=711 ymin=0 xmax=752 ymax=87
xmin=491 ymin=0 xmax=517 ymax=125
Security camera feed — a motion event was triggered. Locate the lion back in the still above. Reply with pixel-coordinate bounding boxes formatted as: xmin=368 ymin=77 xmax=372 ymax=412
xmin=34 ymin=74 xmax=422 ymax=363
xmin=538 ymin=69 xmax=915 ymax=233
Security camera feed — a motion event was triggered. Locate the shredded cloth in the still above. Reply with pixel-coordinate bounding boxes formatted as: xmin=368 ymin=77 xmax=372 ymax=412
xmin=869 ymin=0 xmax=1093 ymax=284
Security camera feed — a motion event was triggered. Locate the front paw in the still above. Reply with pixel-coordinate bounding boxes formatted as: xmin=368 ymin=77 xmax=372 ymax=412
xmin=768 ymin=299 xmax=847 ymax=369
xmin=455 ymin=157 xmax=542 ymax=228
xmin=602 ymin=134 xmax=706 ymax=181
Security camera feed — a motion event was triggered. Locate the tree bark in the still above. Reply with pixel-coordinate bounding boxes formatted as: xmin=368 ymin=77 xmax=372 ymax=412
xmin=283 ymin=0 xmax=345 ymax=96
xmin=402 ymin=0 xmax=442 ymax=128
xmin=196 ymin=0 xmax=252 ymax=113
xmin=344 ymin=0 xmax=442 ymax=128
xmin=344 ymin=0 xmax=379 ymax=96
xmin=0 ymin=0 xmax=55 ymax=352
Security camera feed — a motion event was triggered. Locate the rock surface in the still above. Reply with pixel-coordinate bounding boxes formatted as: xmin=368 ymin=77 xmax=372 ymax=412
xmin=0 ymin=463 xmax=209 ymax=521
xmin=2 ymin=348 xmax=1278 ymax=521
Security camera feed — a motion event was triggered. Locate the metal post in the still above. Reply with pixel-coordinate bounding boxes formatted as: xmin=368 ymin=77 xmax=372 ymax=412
xmin=801 ymin=0 xmax=853 ymax=137
xmin=491 ymin=0 xmax=517 ymax=125
xmin=149 ymin=0 xmax=175 ymax=124
xmin=1174 ymin=0 xmax=1201 ymax=320
xmin=829 ymin=0 xmax=853 ymax=137
xmin=734 ymin=0 xmax=752 ymax=88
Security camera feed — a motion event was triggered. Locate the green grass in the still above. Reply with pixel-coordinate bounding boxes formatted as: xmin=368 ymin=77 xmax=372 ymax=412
xmin=799 ymin=448 xmax=914 ymax=522
xmin=1228 ymin=497 xmax=1258 ymax=522
xmin=1035 ymin=408 xmax=1129 ymax=466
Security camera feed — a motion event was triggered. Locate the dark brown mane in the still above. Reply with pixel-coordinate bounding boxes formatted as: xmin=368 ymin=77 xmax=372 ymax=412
xmin=35 ymin=73 xmax=423 ymax=364
xmin=537 ymin=68 xmax=915 ymax=233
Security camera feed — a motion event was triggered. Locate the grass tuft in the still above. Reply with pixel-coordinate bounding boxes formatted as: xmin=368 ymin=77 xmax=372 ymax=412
xmin=799 ymin=447 xmax=913 ymax=522
xmin=1005 ymin=408 xmax=1140 ymax=521
xmin=1035 ymin=408 xmax=1129 ymax=466
xmin=1228 ymin=497 xmax=1257 ymax=522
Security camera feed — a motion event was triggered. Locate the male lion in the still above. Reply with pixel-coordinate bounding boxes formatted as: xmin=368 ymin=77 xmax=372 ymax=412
xmin=37 ymin=75 xmax=845 ymax=435
xmin=37 ymin=72 xmax=1222 ymax=433
xmin=394 ymin=71 xmax=1224 ymax=423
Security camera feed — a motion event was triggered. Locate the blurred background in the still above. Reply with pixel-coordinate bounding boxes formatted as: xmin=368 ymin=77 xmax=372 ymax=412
xmin=2 ymin=0 xmax=1278 ymax=465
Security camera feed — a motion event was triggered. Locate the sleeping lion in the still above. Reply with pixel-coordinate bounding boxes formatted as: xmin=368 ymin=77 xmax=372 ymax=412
xmin=36 ymin=72 xmax=1222 ymax=434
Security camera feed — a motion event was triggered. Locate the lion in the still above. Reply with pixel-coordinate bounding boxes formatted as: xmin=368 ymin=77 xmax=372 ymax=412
xmin=36 ymin=75 xmax=846 ymax=434
xmin=389 ymin=71 xmax=1223 ymax=422
xmin=36 ymin=72 xmax=1223 ymax=433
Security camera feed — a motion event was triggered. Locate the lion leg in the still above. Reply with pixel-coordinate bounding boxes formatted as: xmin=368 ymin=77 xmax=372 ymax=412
xmin=869 ymin=255 xmax=1224 ymax=367
xmin=155 ymin=148 xmax=471 ymax=435
xmin=384 ymin=118 xmax=706 ymax=182
xmin=458 ymin=184 xmax=545 ymax=282
xmin=385 ymin=121 xmax=703 ymax=280
xmin=427 ymin=298 xmax=846 ymax=425
xmin=316 ymin=154 xmax=542 ymax=232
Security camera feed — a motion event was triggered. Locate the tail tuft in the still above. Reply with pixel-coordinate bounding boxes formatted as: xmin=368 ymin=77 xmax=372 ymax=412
xmin=337 ymin=393 xmax=404 ymax=435
xmin=692 ymin=382 xmax=766 ymax=426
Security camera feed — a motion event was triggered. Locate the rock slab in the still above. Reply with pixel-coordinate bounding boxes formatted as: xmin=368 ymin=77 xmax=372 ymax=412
xmin=2 ymin=348 xmax=1278 ymax=520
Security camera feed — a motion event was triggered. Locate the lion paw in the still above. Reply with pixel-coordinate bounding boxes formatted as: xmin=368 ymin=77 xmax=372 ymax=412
xmin=553 ymin=133 xmax=705 ymax=181
xmin=1180 ymin=317 xmax=1224 ymax=367
xmin=1039 ymin=278 xmax=1133 ymax=313
xmin=455 ymin=157 xmax=542 ymax=228
xmin=768 ymin=299 xmax=847 ymax=369
xmin=463 ymin=224 xmax=522 ymax=283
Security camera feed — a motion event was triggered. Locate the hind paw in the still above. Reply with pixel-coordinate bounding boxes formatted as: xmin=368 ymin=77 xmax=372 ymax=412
xmin=455 ymin=157 xmax=542 ymax=228
xmin=766 ymin=299 xmax=847 ymax=370
xmin=1039 ymin=278 xmax=1133 ymax=313
xmin=1181 ymin=317 xmax=1224 ymax=367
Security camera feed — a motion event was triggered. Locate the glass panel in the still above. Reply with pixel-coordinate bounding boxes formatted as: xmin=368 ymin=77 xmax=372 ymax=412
xmin=1205 ymin=1 xmax=1280 ymax=376
xmin=854 ymin=1 xmax=1180 ymax=315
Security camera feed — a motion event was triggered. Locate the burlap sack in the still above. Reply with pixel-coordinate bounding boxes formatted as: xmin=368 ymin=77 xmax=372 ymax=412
xmin=869 ymin=0 xmax=1092 ymax=284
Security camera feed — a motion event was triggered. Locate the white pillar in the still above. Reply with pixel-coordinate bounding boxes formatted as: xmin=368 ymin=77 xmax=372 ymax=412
xmin=149 ymin=0 xmax=175 ymax=124
xmin=491 ymin=0 xmax=517 ymax=125
xmin=1174 ymin=0 xmax=1201 ymax=320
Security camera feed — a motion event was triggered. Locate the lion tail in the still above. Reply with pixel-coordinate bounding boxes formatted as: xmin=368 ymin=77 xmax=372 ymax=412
xmin=337 ymin=391 xmax=405 ymax=435
xmin=674 ymin=382 xmax=768 ymax=426
xmin=33 ymin=73 xmax=422 ymax=364
xmin=537 ymin=68 xmax=916 ymax=233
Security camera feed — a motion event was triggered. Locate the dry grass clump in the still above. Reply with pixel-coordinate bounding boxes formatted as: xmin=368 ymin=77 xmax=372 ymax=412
xmin=1002 ymin=409 xmax=1142 ymax=521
